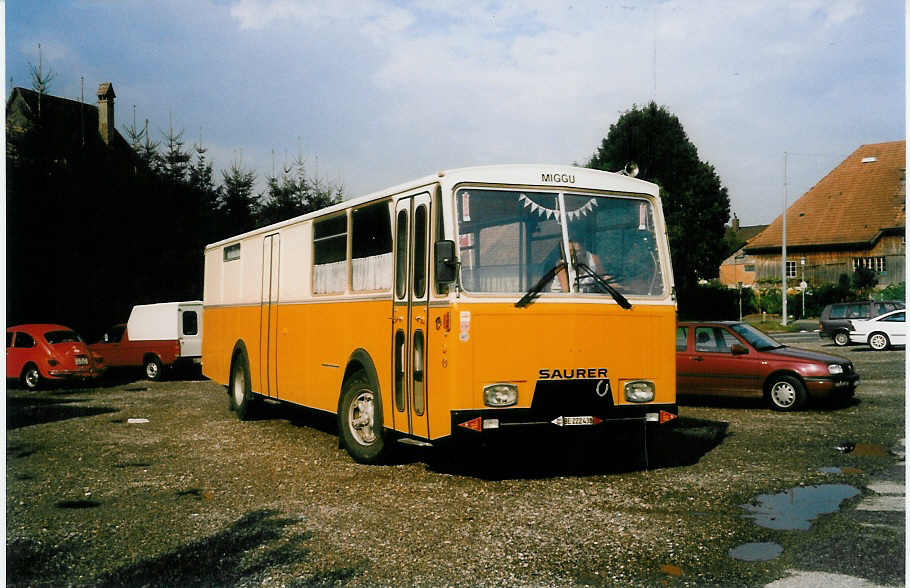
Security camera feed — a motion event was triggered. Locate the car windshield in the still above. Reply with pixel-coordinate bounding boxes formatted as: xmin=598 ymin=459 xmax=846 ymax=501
xmin=730 ymin=323 xmax=782 ymax=351
xmin=44 ymin=330 xmax=82 ymax=344
xmin=455 ymin=188 xmax=664 ymax=296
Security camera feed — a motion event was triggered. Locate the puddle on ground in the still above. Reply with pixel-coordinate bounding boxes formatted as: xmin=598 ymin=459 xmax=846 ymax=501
xmin=740 ymin=484 xmax=860 ymax=530
xmin=729 ymin=542 xmax=783 ymax=561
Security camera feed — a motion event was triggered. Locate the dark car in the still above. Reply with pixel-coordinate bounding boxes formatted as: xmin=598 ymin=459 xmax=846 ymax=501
xmin=819 ymin=300 xmax=904 ymax=346
xmin=6 ymin=324 xmax=104 ymax=390
xmin=677 ymin=321 xmax=859 ymax=411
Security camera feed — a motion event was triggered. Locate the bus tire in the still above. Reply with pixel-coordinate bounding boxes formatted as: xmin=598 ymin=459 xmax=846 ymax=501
xmin=338 ymin=371 xmax=386 ymax=464
xmin=766 ymin=374 xmax=806 ymax=412
xmin=229 ymin=347 xmax=258 ymax=420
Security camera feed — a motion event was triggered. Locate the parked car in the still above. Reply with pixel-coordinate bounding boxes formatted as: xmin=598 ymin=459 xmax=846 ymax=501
xmin=89 ymin=301 xmax=203 ymax=380
xmin=819 ymin=300 xmax=904 ymax=346
xmin=848 ymin=309 xmax=905 ymax=350
xmin=6 ymin=324 xmax=104 ymax=390
xmin=677 ymin=321 xmax=859 ymax=411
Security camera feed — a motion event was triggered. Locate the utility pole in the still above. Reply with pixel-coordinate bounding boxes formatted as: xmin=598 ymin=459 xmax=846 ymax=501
xmin=781 ymin=152 xmax=788 ymax=326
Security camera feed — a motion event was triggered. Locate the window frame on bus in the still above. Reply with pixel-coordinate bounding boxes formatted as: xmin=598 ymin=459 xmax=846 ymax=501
xmin=312 ymin=211 xmax=350 ymax=296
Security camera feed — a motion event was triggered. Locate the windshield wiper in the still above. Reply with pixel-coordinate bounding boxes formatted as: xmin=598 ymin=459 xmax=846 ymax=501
xmin=574 ymin=262 xmax=632 ymax=310
xmin=515 ymin=262 xmax=565 ymax=308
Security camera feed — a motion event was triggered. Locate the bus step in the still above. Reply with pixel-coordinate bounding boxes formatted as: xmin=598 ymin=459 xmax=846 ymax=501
xmin=397 ymin=438 xmax=433 ymax=448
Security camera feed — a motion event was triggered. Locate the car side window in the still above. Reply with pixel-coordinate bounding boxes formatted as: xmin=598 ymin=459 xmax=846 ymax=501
xmin=107 ymin=326 xmax=126 ymax=343
xmin=883 ymin=312 xmax=905 ymax=323
xmin=676 ymin=327 xmax=688 ymax=351
xmin=13 ymin=332 xmax=35 ymax=348
xmin=695 ymin=327 xmax=718 ymax=352
xmin=829 ymin=305 xmax=846 ymax=319
xmin=847 ymin=303 xmax=866 ymax=318
xmin=6 ymin=332 xmax=13 ymax=348
xmin=718 ymin=329 xmax=741 ymax=352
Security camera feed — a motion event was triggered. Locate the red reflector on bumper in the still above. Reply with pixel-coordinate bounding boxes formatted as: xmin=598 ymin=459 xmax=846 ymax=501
xmin=659 ymin=410 xmax=677 ymax=424
xmin=458 ymin=417 xmax=482 ymax=432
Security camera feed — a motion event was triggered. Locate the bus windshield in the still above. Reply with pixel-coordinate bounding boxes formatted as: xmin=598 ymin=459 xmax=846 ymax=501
xmin=455 ymin=188 xmax=665 ymax=296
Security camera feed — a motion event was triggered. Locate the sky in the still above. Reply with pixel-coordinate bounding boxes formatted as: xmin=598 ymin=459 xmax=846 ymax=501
xmin=5 ymin=0 xmax=905 ymax=225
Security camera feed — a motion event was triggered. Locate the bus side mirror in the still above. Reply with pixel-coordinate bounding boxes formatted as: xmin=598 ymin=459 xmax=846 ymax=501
xmin=434 ymin=240 xmax=457 ymax=284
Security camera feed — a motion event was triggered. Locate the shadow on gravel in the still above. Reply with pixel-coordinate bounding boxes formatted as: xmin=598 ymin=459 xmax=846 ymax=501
xmin=84 ymin=509 xmax=362 ymax=587
xmin=423 ymin=416 xmax=729 ymax=480
xmin=679 ymin=394 xmax=859 ymax=412
xmin=6 ymin=395 xmax=118 ymax=430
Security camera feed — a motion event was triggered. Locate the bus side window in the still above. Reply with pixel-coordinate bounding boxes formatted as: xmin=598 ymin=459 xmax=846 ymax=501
xmin=352 ymin=202 xmax=393 ymax=292
xmin=313 ymin=215 xmax=348 ymax=294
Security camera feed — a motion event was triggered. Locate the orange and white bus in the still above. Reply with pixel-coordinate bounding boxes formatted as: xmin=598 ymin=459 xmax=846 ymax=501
xmin=202 ymin=164 xmax=677 ymax=463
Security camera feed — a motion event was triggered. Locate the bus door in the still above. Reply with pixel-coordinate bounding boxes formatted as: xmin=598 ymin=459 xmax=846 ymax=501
xmin=260 ymin=233 xmax=280 ymax=398
xmin=392 ymin=193 xmax=431 ymax=439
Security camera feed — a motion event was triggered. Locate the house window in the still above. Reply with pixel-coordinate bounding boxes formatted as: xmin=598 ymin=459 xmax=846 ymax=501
xmin=853 ymin=257 xmax=886 ymax=273
xmin=786 ymin=261 xmax=796 ymax=278
xmin=744 ymin=264 xmax=755 ymax=272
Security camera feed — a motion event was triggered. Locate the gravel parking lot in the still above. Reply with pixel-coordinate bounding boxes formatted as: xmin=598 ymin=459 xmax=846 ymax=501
xmin=6 ymin=339 xmax=905 ymax=587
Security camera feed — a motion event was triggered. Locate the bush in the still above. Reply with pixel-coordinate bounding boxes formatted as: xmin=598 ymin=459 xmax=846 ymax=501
xmin=878 ymin=281 xmax=905 ymax=302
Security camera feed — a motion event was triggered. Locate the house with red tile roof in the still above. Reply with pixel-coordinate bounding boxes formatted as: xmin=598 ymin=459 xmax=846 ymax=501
xmin=718 ymin=214 xmax=768 ymax=288
xmin=744 ymin=141 xmax=905 ymax=288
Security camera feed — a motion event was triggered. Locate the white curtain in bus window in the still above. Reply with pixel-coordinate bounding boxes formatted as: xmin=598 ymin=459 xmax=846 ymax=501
xmin=352 ymin=202 xmax=393 ymax=291
xmin=563 ymin=194 xmax=664 ymax=296
xmin=455 ymin=189 xmax=563 ymax=293
xmin=313 ymin=215 xmax=348 ymax=294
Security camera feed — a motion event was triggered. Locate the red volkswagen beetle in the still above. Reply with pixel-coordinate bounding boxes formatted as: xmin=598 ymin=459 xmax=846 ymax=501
xmin=677 ymin=321 xmax=859 ymax=411
xmin=6 ymin=324 xmax=103 ymax=390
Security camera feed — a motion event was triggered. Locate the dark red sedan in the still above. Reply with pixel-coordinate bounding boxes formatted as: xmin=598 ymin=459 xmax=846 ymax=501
xmin=6 ymin=324 xmax=104 ymax=390
xmin=677 ymin=321 xmax=859 ymax=411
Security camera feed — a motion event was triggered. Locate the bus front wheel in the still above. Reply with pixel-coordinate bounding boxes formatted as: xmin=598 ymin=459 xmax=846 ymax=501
xmin=338 ymin=372 xmax=386 ymax=464
xmin=229 ymin=349 xmax=258 ymax=420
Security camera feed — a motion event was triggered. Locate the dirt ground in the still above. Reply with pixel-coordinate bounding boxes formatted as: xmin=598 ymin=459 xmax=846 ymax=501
xmin=5 ymin=339 xmax=905 ymax=587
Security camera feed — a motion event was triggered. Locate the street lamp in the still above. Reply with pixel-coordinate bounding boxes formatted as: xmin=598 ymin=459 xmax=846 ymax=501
xmin=800 ymin=257 xmax=807 ymax=319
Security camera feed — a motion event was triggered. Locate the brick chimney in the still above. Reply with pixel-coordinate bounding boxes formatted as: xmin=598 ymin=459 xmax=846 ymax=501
xmin=97 ymin=82 xmax=116 ymax=145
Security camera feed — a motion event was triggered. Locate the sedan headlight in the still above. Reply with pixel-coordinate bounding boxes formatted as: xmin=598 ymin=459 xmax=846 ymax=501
xmin=624 ymin=380 xmax=655 ymax=403
xmin=484 ymin=383 xmax=518 ymax=407
xmin=828 ymin=364 xmax=844 ymax=375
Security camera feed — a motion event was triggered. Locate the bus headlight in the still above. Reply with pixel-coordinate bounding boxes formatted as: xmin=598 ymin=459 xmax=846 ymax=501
xmin=624 ymin=380 xmax=655 ymax=403
xmin=484 ymin=383 xmax=518 ymax=407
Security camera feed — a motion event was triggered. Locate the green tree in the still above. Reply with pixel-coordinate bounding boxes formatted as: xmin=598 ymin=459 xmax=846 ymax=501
xmin=258 ymin=155 xmax=342 ymax=226
xmin=587 ymin=102 xmax=730 ymax=292
xmin=219 ymin=162 xmax=259 ymax=238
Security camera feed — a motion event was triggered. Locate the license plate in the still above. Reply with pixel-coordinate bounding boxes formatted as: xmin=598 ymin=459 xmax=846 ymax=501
xmin=75 ymin=357 xmax=88 ymax=366
xmin=552 ymin=416 xmax=597 ymax=427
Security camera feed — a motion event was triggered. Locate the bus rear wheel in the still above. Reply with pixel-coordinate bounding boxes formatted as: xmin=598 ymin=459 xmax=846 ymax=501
xmin=229 ymin=349 xmax=258 ymax=420
xmin=338 ymin=372 xmax=386 ymax=464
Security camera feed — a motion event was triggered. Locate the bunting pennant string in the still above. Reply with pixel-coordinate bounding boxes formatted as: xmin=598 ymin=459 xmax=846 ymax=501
xmin=517 ymin=194 xmax=598 ymax=223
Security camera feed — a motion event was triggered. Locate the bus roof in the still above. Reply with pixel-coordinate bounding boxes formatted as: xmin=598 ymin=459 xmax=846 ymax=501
xmin=205 ymin=164 xmax=659 ymax=250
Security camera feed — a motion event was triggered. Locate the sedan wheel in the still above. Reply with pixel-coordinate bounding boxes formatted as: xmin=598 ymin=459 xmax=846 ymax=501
xmin=767 ymin=375 xmax=806 ymax=412
xmin=833 ymin=331 xmax=850 ymax=346
xmin=869 ymin=332 xmax=890 ymax=351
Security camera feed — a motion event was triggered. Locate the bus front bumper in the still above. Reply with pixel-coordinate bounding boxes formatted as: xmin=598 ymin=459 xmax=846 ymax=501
xmin=451 ymin=404 xmax=678 ymax=439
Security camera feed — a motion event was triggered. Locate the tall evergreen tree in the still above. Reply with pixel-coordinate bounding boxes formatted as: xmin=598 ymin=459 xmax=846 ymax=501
xmin=587 ymin=102 xmax=730 ymax=291
xmin=219 ymin=162 xmax=259 ymax=238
